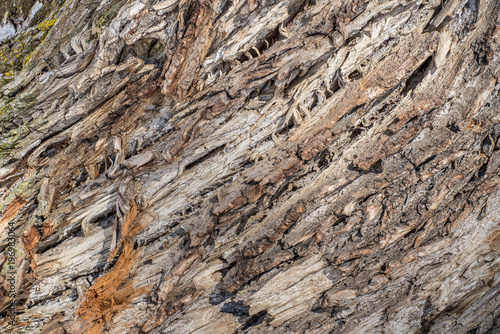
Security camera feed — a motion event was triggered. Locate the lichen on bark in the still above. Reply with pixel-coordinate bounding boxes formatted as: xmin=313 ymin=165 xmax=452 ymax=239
xmin=0 ymin=0 xmax=499 ymax=333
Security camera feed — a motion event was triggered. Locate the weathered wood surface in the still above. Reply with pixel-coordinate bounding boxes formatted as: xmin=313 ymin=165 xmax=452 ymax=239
xmin=0 ymin=0 xmax=499 ymax=332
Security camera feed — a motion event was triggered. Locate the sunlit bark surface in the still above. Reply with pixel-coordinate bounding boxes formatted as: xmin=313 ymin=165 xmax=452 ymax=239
xmin=0 ymin=0 xmax=499 ymax=333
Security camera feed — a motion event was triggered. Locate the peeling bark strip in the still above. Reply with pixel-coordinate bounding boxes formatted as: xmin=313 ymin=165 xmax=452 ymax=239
xmin=75 ymin=241 xmax=149 ymax=334
xmin=1 ymin=0 xmax=500 ymax=332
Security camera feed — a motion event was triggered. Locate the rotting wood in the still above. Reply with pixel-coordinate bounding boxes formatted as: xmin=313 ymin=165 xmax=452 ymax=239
xmin=0 ymin=0 xmax=499 ymax=333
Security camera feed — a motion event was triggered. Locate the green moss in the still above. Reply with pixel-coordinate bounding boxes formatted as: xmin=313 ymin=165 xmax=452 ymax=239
xmin=0 ymin=174 xmax=36 ymax=213
xmin=95 ymin=7 xmax=119 ymax=29
xmin=0 ymin=89 xmax=40 ymax=158
xmin=0 ymin=0 xmax=62 ymax=79
xmin=30 ymin=0 xmax=66 ymax=27
xmin=0 ymin=0 xmax=69 ymax=162
xmin=0 ymin=0 xmax=36 ymax=24
xmin=87 ymin=32 xmax=99 ymax=42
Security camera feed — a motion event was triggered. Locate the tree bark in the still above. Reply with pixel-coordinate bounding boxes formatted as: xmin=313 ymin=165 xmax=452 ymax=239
xmin=1 ymin=0 xmax=500 ymax=333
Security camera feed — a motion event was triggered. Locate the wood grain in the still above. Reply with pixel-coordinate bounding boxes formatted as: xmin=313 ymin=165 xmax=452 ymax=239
xmin=0 ymin=0 xmax=499 ymax=332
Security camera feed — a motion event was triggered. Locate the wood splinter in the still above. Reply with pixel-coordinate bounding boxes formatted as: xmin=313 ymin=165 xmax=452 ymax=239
xmin=279 ymin=22 xmax=290 ymax=38
xmin=251 ymin=46 xmax=261 ymax=57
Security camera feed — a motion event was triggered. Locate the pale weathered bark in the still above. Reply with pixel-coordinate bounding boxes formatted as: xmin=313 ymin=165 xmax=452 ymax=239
xmin=0 ymin=0 xmax=499 ymax=333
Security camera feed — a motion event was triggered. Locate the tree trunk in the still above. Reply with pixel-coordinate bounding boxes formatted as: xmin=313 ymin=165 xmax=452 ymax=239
xmin=1 ymin=0 xmax=499 ymax=332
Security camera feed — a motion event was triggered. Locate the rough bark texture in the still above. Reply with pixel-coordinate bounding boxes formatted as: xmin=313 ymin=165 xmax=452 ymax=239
xmin=1 ymin=0 xmax=500 ymax=333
